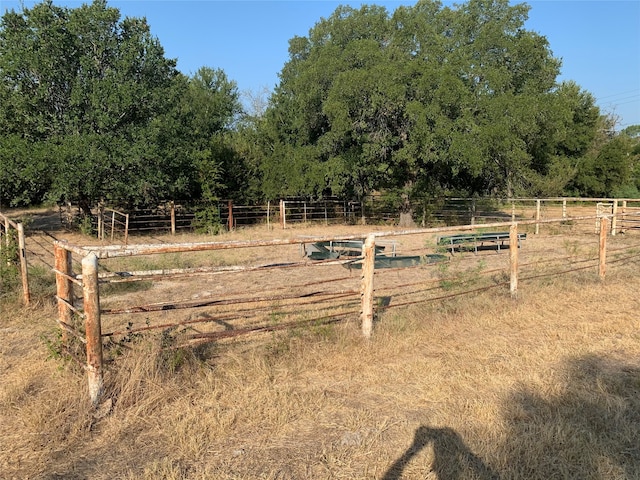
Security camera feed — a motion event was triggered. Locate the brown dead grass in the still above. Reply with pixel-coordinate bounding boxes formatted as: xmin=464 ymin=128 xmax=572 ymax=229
xmin=1 ymin=222 xmax=639 ymax=479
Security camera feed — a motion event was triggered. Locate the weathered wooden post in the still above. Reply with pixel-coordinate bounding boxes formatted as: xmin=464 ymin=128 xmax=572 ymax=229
xmin=535 ymin=199 xmax=541 ymax=235
xmin=599 ymin=217 xmax=608 ymax=281
xmin=511 ymin=202 xmax=516 ymax=223
xmin=82 ymin=253 xmax=103 ymax=406
xmin=611 ymin=200 xmax=618 ymax=236
xmin=96 ymin=203 xmax=103 ymax=240
xmin=124 ymin=214 xmax=129 ymax=246
xmin=16 ymin=223 xmax=30 ymax=306
xmin=110 ymin=210 xmax=116 ymax=242
xmin=562 ymin=198 xmax=567 ymax=219
xmin=227 ymin=200 xmax=234 ymax=231
xmin=361 ymin=235 xmax=376 ymax=338
xmin=267 ymin=201 xmax=271 ymax=230
xmin=509 ymin=223 xmax=518 ymax=299
xmin=280 ymin=200 xmax=286 ymax=229
xmin=54 ymin=243 xmax=74 ymax=344
xmin=170 ymin=202 xmax=176 ymax=236
xmin=470 ymin=198 xmax=476 ymax=225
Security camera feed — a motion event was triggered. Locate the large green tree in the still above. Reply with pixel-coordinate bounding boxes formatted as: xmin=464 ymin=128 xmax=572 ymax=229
xmin=568 ymin=119 xmax=640 ymax=198
xmin=260 ymin=0 xmax=600 ymax=214
xmin=0 ymin=0 xmax=181 ymax=210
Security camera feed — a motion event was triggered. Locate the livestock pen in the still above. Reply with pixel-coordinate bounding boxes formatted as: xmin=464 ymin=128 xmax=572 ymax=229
xmin=51 ymin=208 xmax=640 ymax=405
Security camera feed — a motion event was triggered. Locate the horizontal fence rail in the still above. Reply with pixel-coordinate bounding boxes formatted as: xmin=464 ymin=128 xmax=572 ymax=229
xmin=56 ymin=197 xmax=640 ymax=238
xmin=50 ymin=208 xmax=640 ymax=405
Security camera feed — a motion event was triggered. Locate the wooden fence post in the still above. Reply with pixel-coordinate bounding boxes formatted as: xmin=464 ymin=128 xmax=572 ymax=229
xmin=361 ymin=235 xmax=376 ymax=338
xmin=227 ymin=200 xmax=234 ymax=231
xmin=82 ymin=253 xmax=103 ymax=406
xmin=509 ymin=223 xmax=518 ymax=299
xmin=280 ymin=200 xmax=286 ymax=230
xmin=599 ymin=217 xmax=608 ymax=281
xmin=54 ymin=243 xmax=74 ymax=344
xmin=267 ymin=201 xmax=271 ymax=230
xmin=170 ymin=202 xmax=176 ymax=236
xmin=511 ymin=202 xmax=515 ymax=222
xmin=562 ymin=198 xmax=567 ymax=219
xmin=470 ymin=198 xmax=476 ymax=225
xmin=110 ymin=210 xmax=116 ymax=242
xmin=611 ymin=200 xmax=618 ymax=236
xmin=17 ymin=223 xmax=30 ymax=306
xmin=97 ymin=204 xmax=103 ymax=240
xmin=535 ymin=199 xmax=541 ymax=235
xmin=124 ymin=214 xmax=129 ymax=246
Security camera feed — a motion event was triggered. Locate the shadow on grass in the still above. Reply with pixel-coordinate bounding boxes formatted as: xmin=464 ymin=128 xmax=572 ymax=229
xmin=500 ymin=354 xmax=640 ymax=479
xmin=383 ymin=354 xmax=640 ymax=479
xmin=382 ymin=426 xmax=499 ymax=480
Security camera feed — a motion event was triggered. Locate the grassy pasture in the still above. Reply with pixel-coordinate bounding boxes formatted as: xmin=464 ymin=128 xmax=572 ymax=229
xmin=1 ymin=218 xmax=639 ymax=479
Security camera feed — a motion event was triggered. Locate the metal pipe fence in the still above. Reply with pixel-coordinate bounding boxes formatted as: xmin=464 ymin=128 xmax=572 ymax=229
xmin=59 ymin=197 xmax=640 ymax=238
xmin=52 ymin=209 xmax=640 ymax=405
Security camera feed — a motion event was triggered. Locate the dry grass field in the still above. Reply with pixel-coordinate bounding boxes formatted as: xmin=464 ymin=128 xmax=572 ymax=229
xmin=1 ymin=213 xmax=639 ymax=479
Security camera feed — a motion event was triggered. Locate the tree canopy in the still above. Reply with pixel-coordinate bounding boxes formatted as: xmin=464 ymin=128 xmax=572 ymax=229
xmin=0 ymin=0 xmax=240 ymax=211
xmin=1 ymin=0 xmax=637 ymax=217
xmin=259 ymin=0 xmax=613 ymax=205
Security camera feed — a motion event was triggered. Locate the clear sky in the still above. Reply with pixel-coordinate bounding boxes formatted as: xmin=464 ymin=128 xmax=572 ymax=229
xmin=1 ymin=0 xmax=639 ymax=129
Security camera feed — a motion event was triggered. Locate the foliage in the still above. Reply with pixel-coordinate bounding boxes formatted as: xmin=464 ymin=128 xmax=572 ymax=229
xmin=2 ymin=0 xmax=633 ymax=217
xmin=258 ymin=0 xmax=601 ymax=204
xmin=0 ymin=1 xmax=242 ymax=212
xmin=568 ymin=118 xmax=639 ymax=197
xmin=192 ymin=204 xmax=223 ymax=235
xmin=0 ymin=227 xmax=19 ymax=300
xmin=0 ymin=258 xmax=20 ymax=300
xmin=78 ymin=214 xmax=94 ymax=236
xmin=0 ymin=0 xmax=181 ymax=211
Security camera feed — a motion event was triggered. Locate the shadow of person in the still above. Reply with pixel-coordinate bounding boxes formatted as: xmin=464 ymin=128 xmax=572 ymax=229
xmin=382 ymin=425 xmax=500 ymax=480
xmin=500 ymin=354 xmax=640 ymax=479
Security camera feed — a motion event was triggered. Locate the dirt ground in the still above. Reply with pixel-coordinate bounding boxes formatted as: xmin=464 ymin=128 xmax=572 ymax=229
xmin=38 ymin=206 xmax=635 ymax=347
xmin=1 ymin=206 xmax=639 ymax=479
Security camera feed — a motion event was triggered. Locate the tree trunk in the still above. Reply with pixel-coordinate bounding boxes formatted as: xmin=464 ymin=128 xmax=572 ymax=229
xmin=78 ymin=196 xmax=93 ymax=217
xmin=398 ymin=211 xmax=416 ymax=227
xmin=398 ymin=192 xmax=416 ymax=228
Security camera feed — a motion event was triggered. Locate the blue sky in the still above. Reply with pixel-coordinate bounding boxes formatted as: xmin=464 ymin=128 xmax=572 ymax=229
xmin=2 ymin=0 xmax=639 ymax=129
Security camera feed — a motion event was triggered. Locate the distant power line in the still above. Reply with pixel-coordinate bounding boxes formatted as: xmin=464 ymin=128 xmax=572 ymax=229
xmin=594 ymin=90 xmax=640 ymax=127
xmin=600 ymin=94 xmax=640 ymax=107
xmin=596 ymin=89 xmax=640 ymax=101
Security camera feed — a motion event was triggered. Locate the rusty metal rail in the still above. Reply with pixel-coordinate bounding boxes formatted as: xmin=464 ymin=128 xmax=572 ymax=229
xmin=50 ymin=210 xmax=640 ymax=406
